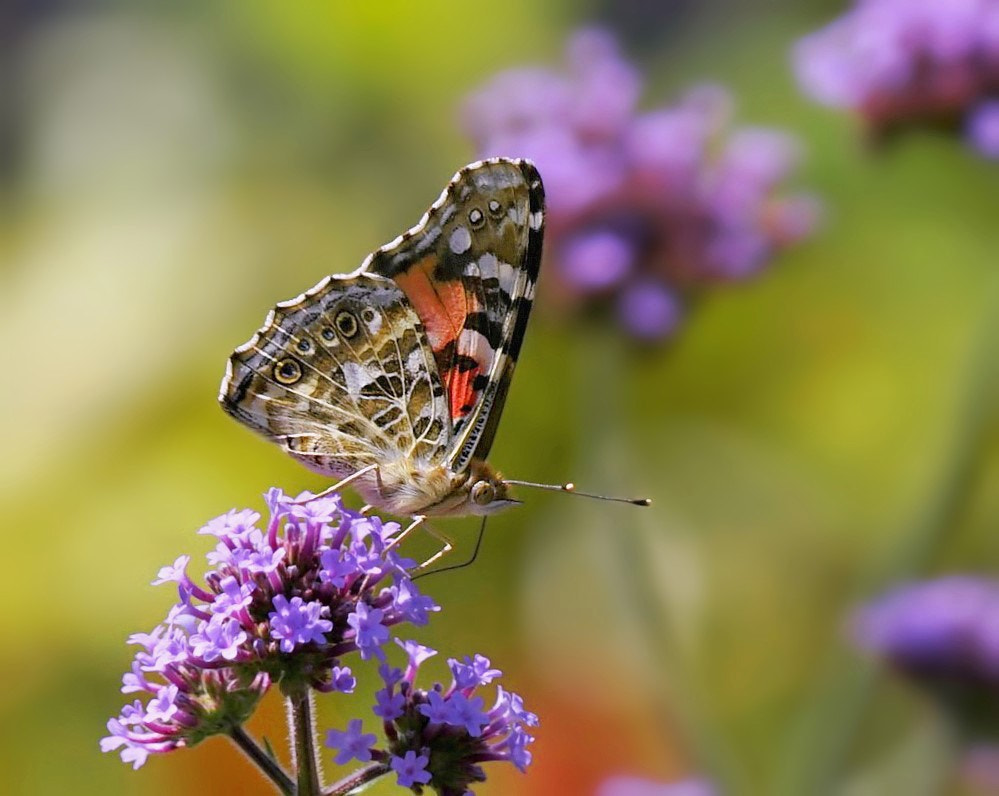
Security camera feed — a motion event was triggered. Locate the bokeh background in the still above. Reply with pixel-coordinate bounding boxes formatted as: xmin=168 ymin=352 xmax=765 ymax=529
xmin=3 ymin=1 xmax=999 ymax=794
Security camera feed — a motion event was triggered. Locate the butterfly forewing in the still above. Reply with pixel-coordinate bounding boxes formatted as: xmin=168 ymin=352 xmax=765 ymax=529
xmin=363 ymin=159 xmax=544 ymax=469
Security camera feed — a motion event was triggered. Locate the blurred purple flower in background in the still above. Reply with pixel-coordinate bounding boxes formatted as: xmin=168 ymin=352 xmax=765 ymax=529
xmin=463 ymin=30 xmax=818 ymax=343
xmin=853 ymin=576 xmax=999 ymax=739
xmin=794 ymin=0 xmax=999 ymax=158
xmin=596 ymin=774 xmax=717 ymax=796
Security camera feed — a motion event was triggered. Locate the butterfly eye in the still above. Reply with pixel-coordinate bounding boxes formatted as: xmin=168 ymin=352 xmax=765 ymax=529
xmin=470 ymin=480 xmax=496 ymax=506
xmin=487 ymin=199 xmax=504 ymax=217
xmin=468 ymin=208 xmax=485 ymax=229
xmin=274 ymin=358 xmax=302 ymax=385
xmin=296 ymin=338 xmax=314 ymax=355
xmin=336 ymin=311 xmax=359 ymax=338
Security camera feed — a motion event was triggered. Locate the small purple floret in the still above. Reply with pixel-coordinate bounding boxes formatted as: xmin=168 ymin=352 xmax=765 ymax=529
xmin=347 ymin=602 xmax=389 ymax=659
xmin=324 ymin=718 xmax=377 ymax=765
xmin=390 ymin=750 xmax=433 ymax=788
xmin=269 ymin=595 xmax=332 ymax=653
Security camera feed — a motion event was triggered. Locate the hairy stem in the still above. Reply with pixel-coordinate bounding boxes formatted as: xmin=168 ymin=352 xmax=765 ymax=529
xmin=287 ymin=688 xmax=323 ymax=796
xmin=323 ymin=762 xmax=392 ymax=796
xmin=227 ymin=725 xmax=295 ymax=795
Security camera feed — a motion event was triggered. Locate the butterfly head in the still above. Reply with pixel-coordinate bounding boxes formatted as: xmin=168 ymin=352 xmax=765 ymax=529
xmin=460 ymin=460 xmax=521 ymax=516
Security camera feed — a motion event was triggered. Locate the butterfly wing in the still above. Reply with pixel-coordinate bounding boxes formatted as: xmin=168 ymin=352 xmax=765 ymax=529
xmin=362 ymin=158 xmax=545 ymax=472
xmin=219 ymin=273 xmax=452 ymax=479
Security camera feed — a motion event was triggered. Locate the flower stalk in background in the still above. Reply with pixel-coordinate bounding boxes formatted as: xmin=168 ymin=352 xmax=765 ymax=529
xmin=794 ymin=0 xmax=999 ymax=158
xmin=101 ymin=490 xmax=535 ymax=795
xmin=463 ymin=29 xmax=818 ymax=342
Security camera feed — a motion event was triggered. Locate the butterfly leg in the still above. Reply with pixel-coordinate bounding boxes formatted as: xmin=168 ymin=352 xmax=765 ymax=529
xmin=295 ymin=464 xmax=379 ymax=504
xmin=359 ymin=505 xmax=373 ymax=515
xmin=383 ymin=515 xmax=427 ymax=556
xmin=415 ymin=525 xmax=454 ymax=571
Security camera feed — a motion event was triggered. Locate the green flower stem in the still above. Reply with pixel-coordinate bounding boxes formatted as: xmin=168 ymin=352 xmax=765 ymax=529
xmin=323 ymin=762 xmax=392 ymax=796
xmin=779 ymin=290 xmax=999 ymax=795
xmin=287 ymin=687 xmax=323 ymax=796
xmin=578 ymin=329 xmax=746 ymax=792
xmin=227 ymin=725 xmax=294 ymax=795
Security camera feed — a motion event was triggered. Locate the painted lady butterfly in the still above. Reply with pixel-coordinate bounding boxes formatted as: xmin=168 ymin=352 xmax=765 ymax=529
xmin=220 ymin=159 xmax=544 ymax=525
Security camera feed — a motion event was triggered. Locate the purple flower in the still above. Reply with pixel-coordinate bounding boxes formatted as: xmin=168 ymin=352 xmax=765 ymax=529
xmin=374 ymin=687 xmax=406 ymax=721
xmin=358 ymin=643 xmax=536 ymax=794
xmin=103 ymin=488 xmax=438 ymax=768
xmin=347 ymin=602 xmax=389 ymax=660
xmin=268 ymin=595 xmax=332 ymax=653
xmin=324 ymin=718 xmax=377 ymax=765
xmin=463 ymin=29 xmax=816 ymax=344
xmin=391 ymin=750 xmax=433 ymax=788
xmin=152 ymin=555 xmax=191 ymax=587
xmin=617 ymin=281 xmax=683 ymax=341
xmin=418 ymin=689 xmax=452 ymax=724
xmin=389 ymin=579 xmax=441 ymax=626
xmin=329 ymin=665 xmax=356 ymax=694
xmin=596 ymin=776 xmax=717 ymax=796
xmin=853 ymin=576 xmax=999 ymax=738
xmin=967 ymin=100 xmax=999 ymax=158
xmin=794 ymin=1 xmax=999 ymax=155
xmin=189 ymin=614 xmax=248 ymax=662
xmin=449 ymin=654 xmax=502 ymax=691
xmin=444 ymin=692 xmax=489 ymax=736
xmin=560 ymin=230 xmax=636 ymax=290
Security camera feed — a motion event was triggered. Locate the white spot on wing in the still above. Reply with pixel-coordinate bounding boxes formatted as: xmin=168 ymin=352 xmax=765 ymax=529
xmin=476 ymin=253 xmax=498 ymax=281
xmin=497 ymin=260 xmax=518 ymax=294
xmin=529 ymin=210 xmax=543 ymax=230
xmin=406 ymin=348 xmax=425 ymax=377
xmin=341 ymin=362 xmax=375 ymax=398
xmin=449 ymin=226 xmax=472 ymax=254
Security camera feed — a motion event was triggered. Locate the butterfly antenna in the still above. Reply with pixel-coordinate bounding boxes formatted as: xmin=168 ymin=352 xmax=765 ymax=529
xmin=412 ymin=516 xmax=489 ymax=581
xmin=504 ymin=479 xmax=652 ymax=507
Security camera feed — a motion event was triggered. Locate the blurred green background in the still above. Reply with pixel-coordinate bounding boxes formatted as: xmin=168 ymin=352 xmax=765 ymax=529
xmin=3 ymin=1 xmax=999 ymax=794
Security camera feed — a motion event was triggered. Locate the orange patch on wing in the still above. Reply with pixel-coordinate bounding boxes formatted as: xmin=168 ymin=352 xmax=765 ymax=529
xmin=393 ymin=255 xmax=486 ymax=420
xmin=393 ymin=256 xmax=467 ymax=351
xmin=444 ymin=362 xmax=482 ymax=420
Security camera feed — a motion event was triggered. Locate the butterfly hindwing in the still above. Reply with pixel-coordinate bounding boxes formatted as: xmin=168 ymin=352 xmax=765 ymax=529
xmin=362 ymin=158 xmax=544 ymax=471
xmin=220 ymin=273 xmax=452 ymax=479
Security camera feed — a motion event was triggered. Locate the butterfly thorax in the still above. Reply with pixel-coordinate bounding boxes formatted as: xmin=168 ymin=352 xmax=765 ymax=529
xmin=351 ymin=458 xmax=514 ymax=518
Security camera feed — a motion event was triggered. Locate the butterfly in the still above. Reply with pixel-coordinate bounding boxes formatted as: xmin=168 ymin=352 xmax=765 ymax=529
xmin=219 ymin=158 xmax=544 ymax=522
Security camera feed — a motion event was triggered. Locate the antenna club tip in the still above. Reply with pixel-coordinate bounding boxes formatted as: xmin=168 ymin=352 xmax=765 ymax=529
xmin=563 ymin=483 xmax=576 ymax=493
xmin=637 ymin=498 xmax=652 ymax=506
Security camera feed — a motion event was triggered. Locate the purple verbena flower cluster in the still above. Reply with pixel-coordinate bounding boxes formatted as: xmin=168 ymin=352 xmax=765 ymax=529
xmin=853 ymin=576 xmax=999 ymax=738
xmin=794 ymin=0 xmax=999 ymax=157
xmin=463 ymin=29 xmax=818 ymax=342
xmin=325 ymin=639 xmax=537 ymax=795
xmin=101 ymin=488 xmax=439 ymax=769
